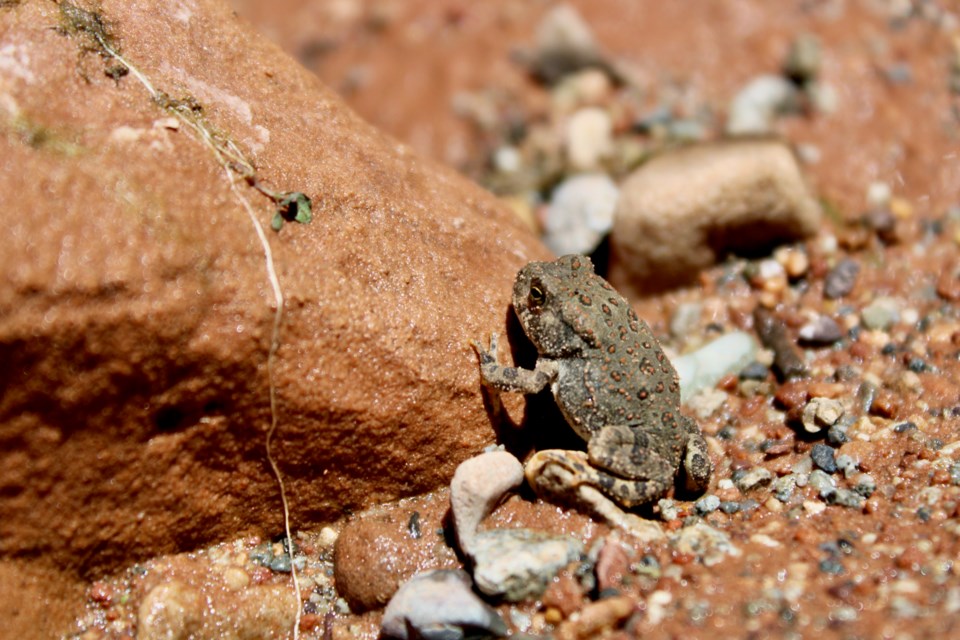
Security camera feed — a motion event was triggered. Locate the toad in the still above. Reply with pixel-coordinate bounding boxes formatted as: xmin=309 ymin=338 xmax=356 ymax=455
xmin=473 ymin=255 xmax=711 ymax=526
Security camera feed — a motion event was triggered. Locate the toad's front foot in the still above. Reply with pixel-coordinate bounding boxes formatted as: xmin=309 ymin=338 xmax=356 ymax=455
xmin=470 ymin=333 xmax=553 ymax=394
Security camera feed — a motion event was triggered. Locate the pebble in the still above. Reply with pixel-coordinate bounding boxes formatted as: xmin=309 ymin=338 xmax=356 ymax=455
xmin=811 ymin=443 xmax=839 ymax=474
xmin=528 ymin=4 xmax=606 ymax=85
xmin=893 ymin=420 xmax=917 ymax=434
xmin=828 ymin=488 xmax=866 ymax=509
xmin=554 ymin=595 xmax=635 ymax=640
xmin=670 ymin=522 xmax=741 ymax=567
xmin=803 ymin=500 xmax=826 ymax=515
xmin=772 ymin=475 xmax=797 ymax=502
xmin=866 ymin=181 xmax=892 ymax=209
xmin=798 ymin=315 xmax=844 ymax=345
xmin=733 ymin=467 xmax=774 ymax=493
xmin=783 ymin=33 xmax=822 ymax=84
xmin=492 ymin=145 xmax=522 ymax=174
xmin=754 ymin=307 xmax=807 ymax=380
xmin=381 ymin=570 xmax=507 ymax=640
xmin=657 ymin=498 xmax=681 ymax=522
xmin=543 ymin=173 xmax=619 ymax=255
xmin=470 ymin=528 xmax=583 ymax=601
xmin=565 ymin=107 xmax=613 ymax=170
xmin=726 ymin=75 xmax=800 ymax=135
xmin=852 ymin=473 xmax=877 ymax=498
xmin=669 ymin=302 xmax=703 ymax=340
xmin=827 ymin=424 xmax=850 ymax=445
xmin=595 ymin=536 xmax=632 ymax=592
xmin=674 ymin=331 xmax=758 ymax=402
xmin=739 ymin=361 xmax=771 ymax=381
xmin=138 ymin=581 xmax=297 ymax=640
xmin=719 ymin=500 xmax=741 ymax=514
xmin=807 ymin=469 xmax=837 ymax=497
xmin=450 ymin=451 xmax=524 ymax=556
xmin=835 ymin=454 xmax=858 ymax=477
xmin=694 ymin=495 xmax=721 ymax=515
xmin=801 ymin=397 xmax=845 ymax=434
xmin=824 ymin=259 xmax=860 ymax=299
xmin=861 ymin=296 xmax=900 ymax=330
xmin=611 ymin=140 xmax=821 ymax=292
xmin=775 ymin=246 xmax=811 ymax=279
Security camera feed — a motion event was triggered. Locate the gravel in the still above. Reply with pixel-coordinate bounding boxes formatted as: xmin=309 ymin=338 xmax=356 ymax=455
xmin=824 ymin=258 xmax=860 ymax=299
xmin=811 ymin=443 xmax=839 ymax=474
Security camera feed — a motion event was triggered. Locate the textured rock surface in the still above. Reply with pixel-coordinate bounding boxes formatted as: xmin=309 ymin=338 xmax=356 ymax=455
xmin=0 ymin=0 xmax=548 ymax=629
xmin=609 ymin=140 xmax=820 ymax=295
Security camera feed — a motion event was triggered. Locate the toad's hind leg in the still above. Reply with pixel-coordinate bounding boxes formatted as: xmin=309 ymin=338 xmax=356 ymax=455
xmin=527 ymin=437 xmax=673 ymax=510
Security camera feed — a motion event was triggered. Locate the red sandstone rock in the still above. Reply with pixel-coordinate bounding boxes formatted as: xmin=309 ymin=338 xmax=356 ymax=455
xmin=0 ymin=0 xmax=547 ymax=633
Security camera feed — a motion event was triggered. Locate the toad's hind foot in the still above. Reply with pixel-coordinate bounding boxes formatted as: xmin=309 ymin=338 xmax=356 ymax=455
xmin=525 ymin=449 xmax=671 ymax=511
xmin=525 ymin=450 xmax=665 ymax=540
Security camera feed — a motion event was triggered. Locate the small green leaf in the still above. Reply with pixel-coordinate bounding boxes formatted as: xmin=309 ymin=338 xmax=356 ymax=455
xmin=278 ymin=192 xmax=312 ymax=225
xmin=271 ymin=212 xmax=284 ymax=231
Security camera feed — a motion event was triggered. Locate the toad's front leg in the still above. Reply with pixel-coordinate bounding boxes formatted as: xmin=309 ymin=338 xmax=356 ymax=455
xmin=471 ymin=333 xmax=559 ymax=395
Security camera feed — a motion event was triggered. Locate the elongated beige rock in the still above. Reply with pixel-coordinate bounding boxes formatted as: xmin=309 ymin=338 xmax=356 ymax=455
xmin=609 ymin=140 xmax=820 ymax=296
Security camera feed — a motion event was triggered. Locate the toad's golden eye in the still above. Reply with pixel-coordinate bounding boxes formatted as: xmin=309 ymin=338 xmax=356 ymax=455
xmin=529 ymin=283 xmax=546 ymax=305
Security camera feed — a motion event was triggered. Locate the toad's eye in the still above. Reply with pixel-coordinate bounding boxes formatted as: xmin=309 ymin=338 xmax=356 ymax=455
xmin=529 ymin=282 xmax=546 ymax=306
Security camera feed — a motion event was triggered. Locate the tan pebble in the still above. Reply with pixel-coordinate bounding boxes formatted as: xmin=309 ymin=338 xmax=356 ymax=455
xmin=556 ymin=595 xmax=634 ymax=640
xmin=318 ymin=526 xmax=339 ymax=548
xmin=222 ymin=566 xmax=250 ymax=591
xmin=803 ymin=500 xmax=826 ymax=516
xmin=138 ymin=581 xmax=203 ymax=640
xmin=889 ymin=197 xmax=914 ymax=219
xmin=764 ymin=498 xmax=784 ymax=513
xmin=544 ymin=606 xmax=564 ymax=625
xmin=776 ymin=247 xmax=810 ymax=278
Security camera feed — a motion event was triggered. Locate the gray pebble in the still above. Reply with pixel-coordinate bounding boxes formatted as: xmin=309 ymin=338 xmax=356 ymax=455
xmin=861 ymin=297 xmax=900 ymax=331
xmin=950 ymin=462 xmax=960 ymax=486
xmin=827 ymin=424 xmax=850 ymax=446
xmin=835 ymin=454 xmax=858 ymax=477
xmin=824 ymin=258 xmax=859 ymax=299
xmin=694 ymin=495 xmax=721 ymax=515
xmin=893 ymin=421 xmax=917 ymax=434
xmin=808 ymin=469 xmax=837 ymax=498
xmin=470 ymin=529 xmax=583 ymax=602
xmin=719 ymin=501 xmax=741 ymax=514
xmin=726 ymin=75 xmax=800 ymax=135
xmin=658 ymin=498 xmax=680 ymax=522
xmin=754 ymin=307 xmax=807 ymax=380
xmin=739 ymin=361 xmax=771 ymax=381
xmin=852 ymin=473 xmax=876 ymax=498
xmin=674 ymin=331 xmax=758 ymax=402
xmin=381 ymin=570 xmax=507 ymax=640
xmin=798 ymin=315 xmax=844 ymax=345
xmin=811 ymin=443 xmax=839 ymax=474
xmin=783 ymin=33 xmax=821 ymax=83
xmin=772 ymin=475 xmax=797 ymax=503
xmin=527 ymin=4 xmax=607 ymax=85
xmin=733 ymin=467 xmax=774 ymax=493
xmin=828 ymin=488 xmax=866 ymax=509
xmin=670 ymin=522 xmax=741 ymax=567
